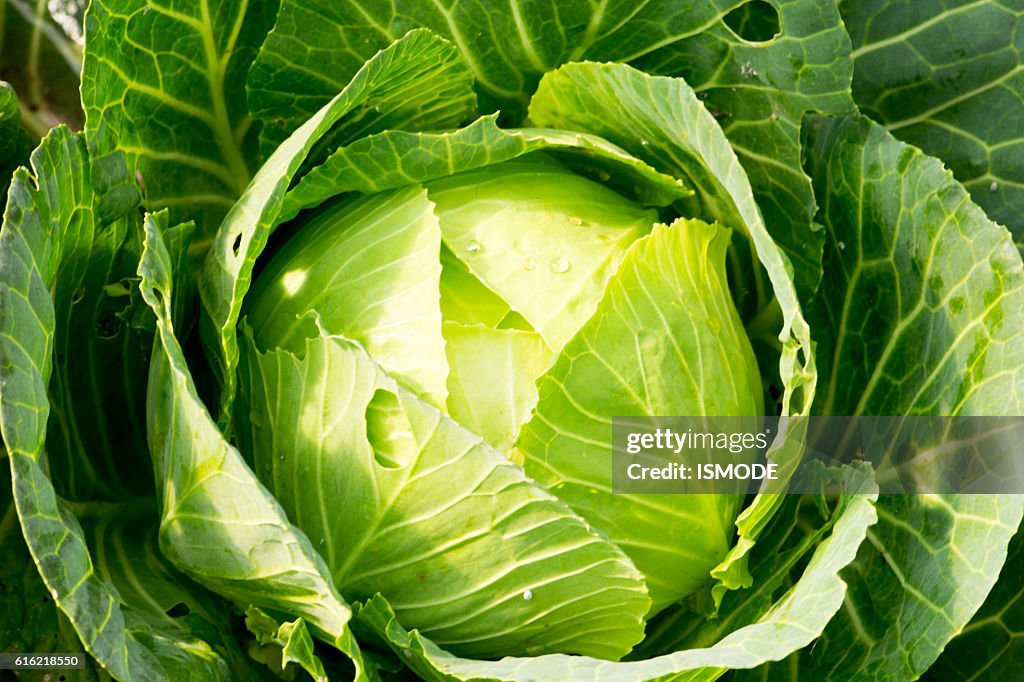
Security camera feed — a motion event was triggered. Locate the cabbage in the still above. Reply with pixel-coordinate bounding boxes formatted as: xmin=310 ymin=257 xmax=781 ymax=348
xmin=240 ymin=153 xmax=763 ymax=647
xmin=2 ymin=3 xmax=1022 ymax=681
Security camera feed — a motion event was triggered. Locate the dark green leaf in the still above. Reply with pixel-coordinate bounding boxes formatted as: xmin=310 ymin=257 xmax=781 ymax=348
xmin=246 ymin=0 xmax=621 ymax=121
xmin=76 ymin=504 xmax=274 ymax=682
xmin=633 ymin=0 xmax=856 ymax=300
xmin=247 ymin=0 xmax=837 ymax=132
xmin=804 ymin=115 xmax=1024 ymax=417
xmin=842 ymin=0 xmax=1024 ymax=245
xmin=791 ymin=113 xmax=1024 ymax=679
xmin=0 ymin=125 xmax=230 ymax=680
xmin=81 ymin=0 xmax=277 ymax=234
xmin=0 ymin=477 xmax=105 ymax=681
xmin=9 ymin=126 xmax=149 ymax=501
xmin=924 ymin=527 xmax=1024 ymax=680
xmin=250 ymin=25 xmax=477 ymax=156
xmin=797 ymin=495 xmax=1024 ymax=681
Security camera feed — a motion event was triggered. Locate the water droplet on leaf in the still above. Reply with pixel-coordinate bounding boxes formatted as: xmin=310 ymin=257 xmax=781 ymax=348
xmin=550 ymin=257 xmax=571 ymax=274
xmin=465 ymin=240 xmax=481 ymax=254
xmin=523 ymin=590 xmax=533 ymax=600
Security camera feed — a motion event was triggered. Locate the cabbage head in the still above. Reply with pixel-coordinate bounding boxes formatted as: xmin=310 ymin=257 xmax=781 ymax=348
xmin=239 ymin=150 xmax=763 ymax=657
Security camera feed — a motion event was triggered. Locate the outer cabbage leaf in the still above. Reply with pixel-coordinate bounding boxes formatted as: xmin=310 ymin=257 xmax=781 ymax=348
xmin=279 ymin=115 xmax=692 ymax=225
xmin=247 ymin=0 xmax=847 ymax=132
xmin=0 ymin=126 xmax=230 ymax=680
xmin=842 ymin=0 xmax=1024 ymax=244
xmin=633 ymin=0 xmax=855 ymax=301
xmin=140 ymin=212 xmax=368 ymax=678
xmin=247 ymin=1 xmax=764 ymax=123
xmin=746 ymin=495 xmax=1024 ymax=682
xmin=775 ymin=113 xmax=1024 ymax=679
xmin=81 ymin=0 xmax=277 ymax=234
xmin=924 ymin=527 xmax=1024 ymax=680
xmin=250 ymin=22 xmax=477 ymax=157
xmin=353 ymin=468 xmax=877 ymax=681
xmin=238 ymin=330 xmax=650 ymax=660
xmin=0 ymin=476 xmax=105 ymax=679
xmin=804 ymin=114 xmax=1024 ymax=419
xmin=0 ymin=124 xmax=151 ymax=502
